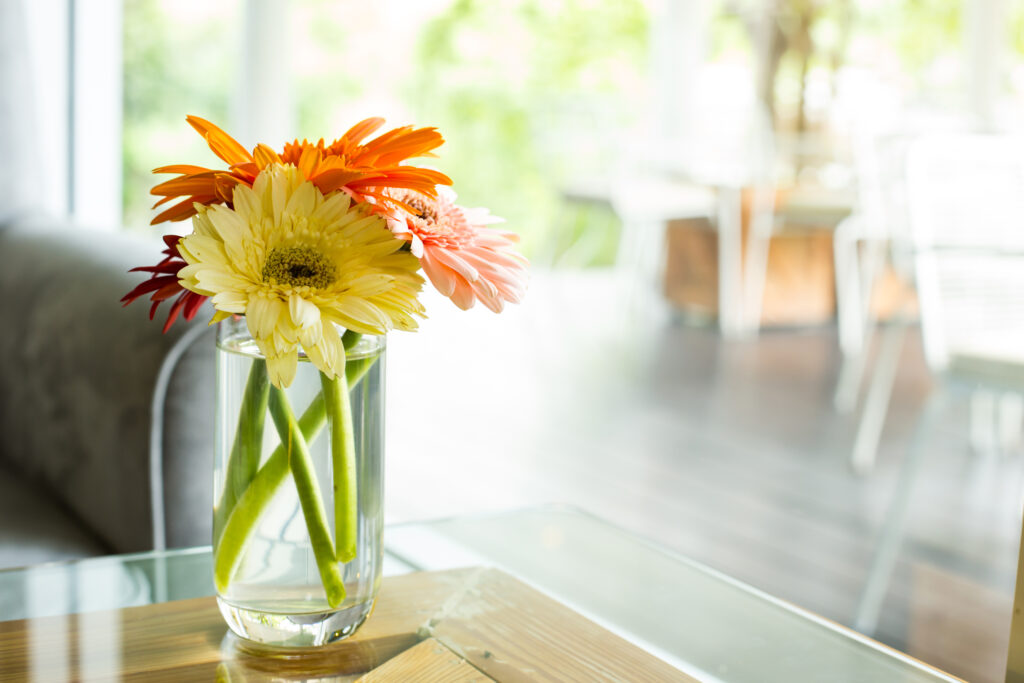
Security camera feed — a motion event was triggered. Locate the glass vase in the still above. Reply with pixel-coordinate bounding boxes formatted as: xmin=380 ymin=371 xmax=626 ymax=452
xmin=212 ymin=316 xmax=385 ymax=647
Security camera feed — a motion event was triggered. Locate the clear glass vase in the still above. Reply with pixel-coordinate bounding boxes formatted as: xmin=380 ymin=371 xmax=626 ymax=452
xmin=212 ymin=316 xmax=385 ymax=647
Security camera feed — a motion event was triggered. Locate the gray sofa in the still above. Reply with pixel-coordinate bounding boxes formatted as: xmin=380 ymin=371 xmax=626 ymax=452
xmin=0 ymin=218 xmax=216 ymax=570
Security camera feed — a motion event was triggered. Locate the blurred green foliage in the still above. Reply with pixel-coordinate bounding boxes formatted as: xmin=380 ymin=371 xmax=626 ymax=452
xmin=856 ymin=0 xmax=962 ymax=73
xmin=122 ymin=0 xmax=646 ymax=266
xmin=1010 ymin=3 xmax=1024 ymax=60
xmin=404 ymin=0 xmax=647 ymax=266
xmin=121 ymin=0 xmax=1022 ymax=265
xmin=294 ymin=0 xmax=362 ymax=139
xmin=122 ymin=0 xmax=237 ymax=229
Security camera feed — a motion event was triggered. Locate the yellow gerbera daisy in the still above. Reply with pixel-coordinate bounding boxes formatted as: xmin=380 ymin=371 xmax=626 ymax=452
xmin=177 ymin=164 xmax=425 ymax=387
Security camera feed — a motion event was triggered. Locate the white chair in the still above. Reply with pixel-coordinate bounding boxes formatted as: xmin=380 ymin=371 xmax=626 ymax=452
xmin=611 ymin=98 xmax=777 ymax=337
xmin=833 ymin=131 xmax=913 ymax=414
xmin=833 ymin=132 xmax=921 ymax=475
xmin=853 ymin=134 xmax=1024 ymax=635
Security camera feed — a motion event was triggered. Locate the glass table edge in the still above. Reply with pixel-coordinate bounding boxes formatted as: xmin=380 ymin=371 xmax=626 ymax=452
xmin=387 ymin=504 xmax=965 ymax=682
xmin=0 ymin=504 xmax=968 ymax=681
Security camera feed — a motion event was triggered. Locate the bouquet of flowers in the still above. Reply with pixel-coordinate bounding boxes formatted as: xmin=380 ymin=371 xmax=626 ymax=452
xmin=124 ymin=116 xmax=527 ymax=612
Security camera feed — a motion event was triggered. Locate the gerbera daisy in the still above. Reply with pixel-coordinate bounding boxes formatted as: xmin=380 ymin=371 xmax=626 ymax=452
xmin=131 ymin=116 xmax=451 ymax=330
xmin=387 ymin=187 xmax=528 ymax=313
xmin=177 ymin=164 xmax=425 ymax=388
xmin=150 ymin=116 xmax=452 ymax=225
xmin=121 ymin=234 xmax=207 ymax=332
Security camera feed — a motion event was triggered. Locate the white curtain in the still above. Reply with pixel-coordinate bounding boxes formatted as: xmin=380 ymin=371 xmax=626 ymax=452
xmin=0 ymin=0 xmax=44 ymax=226
xmin=0 ymin=0 xmax=122 ymax=230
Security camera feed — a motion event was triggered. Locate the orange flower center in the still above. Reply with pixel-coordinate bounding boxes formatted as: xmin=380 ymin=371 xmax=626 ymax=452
xmin=393 ymin=190 xmax=473 ymax=249
xmin=404 ymin=194 xmax=438 ymax=223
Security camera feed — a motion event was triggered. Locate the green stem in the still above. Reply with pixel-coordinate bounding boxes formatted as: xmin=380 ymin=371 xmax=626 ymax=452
xmin=342 ymin=329 xmax=361 ymax=350
xmin=213 ymin=360 xmax=270 ymax=546
xmin=212 ymin=343 xmax=381 ymax=596
xmin=344 ymin=354 xmax=374 ymax=387
xmin=267 ymin=387 xmax=346 ymax=608
xmin=213 ymin=394 xmax=326 ymax=594
xmin=321 ymin=367 xmax=357 ymax=563
xmin=341 ymin=331 xmax=376 ymax=398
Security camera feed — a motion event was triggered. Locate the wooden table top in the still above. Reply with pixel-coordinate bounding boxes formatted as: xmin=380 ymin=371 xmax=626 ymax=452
xmin=0 ymin=567 xmax=693 ymax=682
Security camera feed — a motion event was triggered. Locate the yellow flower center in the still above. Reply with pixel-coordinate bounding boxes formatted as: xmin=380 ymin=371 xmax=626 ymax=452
xmin=262 ymin=246 xmax=336 ymax=289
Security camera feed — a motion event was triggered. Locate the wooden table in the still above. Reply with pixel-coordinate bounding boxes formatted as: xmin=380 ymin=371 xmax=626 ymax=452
xmin=0 ymin=567 xmax=689 ymax=681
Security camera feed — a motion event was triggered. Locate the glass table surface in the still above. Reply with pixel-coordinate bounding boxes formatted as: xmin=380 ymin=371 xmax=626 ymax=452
xmin=0 ymin=505 xmax=958 ymax=682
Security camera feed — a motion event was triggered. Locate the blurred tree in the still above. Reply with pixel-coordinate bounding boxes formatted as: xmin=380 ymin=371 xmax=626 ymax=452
xmin=722 ymin=0 xmax=850 ymax=132
xmin=718 ymin=0 xmax=967 ymax=132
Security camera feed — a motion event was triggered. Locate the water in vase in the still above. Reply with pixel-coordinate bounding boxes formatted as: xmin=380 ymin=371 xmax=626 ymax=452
xmin=213 ymin=321 xmax=385 ymax=646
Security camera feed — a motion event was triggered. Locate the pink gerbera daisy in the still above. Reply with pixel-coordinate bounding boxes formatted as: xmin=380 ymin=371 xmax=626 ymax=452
xmin=387 ymin=188 xmax=528 ymax=313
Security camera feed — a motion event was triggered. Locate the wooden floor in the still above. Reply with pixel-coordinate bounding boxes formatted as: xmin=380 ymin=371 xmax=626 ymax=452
xmin=385 ymin=269 xmax=1023 ymax=683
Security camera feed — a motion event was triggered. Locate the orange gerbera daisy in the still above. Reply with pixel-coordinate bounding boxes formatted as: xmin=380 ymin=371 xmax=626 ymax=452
xmin=387 ymin=188 xmax=528 ymax=313
xmin=150 ymin=116 xmax=452 ymax=224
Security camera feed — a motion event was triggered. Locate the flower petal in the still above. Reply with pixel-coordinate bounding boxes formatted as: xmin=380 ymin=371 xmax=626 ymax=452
xmin=448 ymin=278 xmax=477 ymax=310
xmin=265 ymin=350 xmax=298 ymax=389
xmin=247 ymin=295 xmax=285 ymax=340
xmin=420 ymin=248 xmax=456 ymax=297
xmin=288 ymin=292 xmax=321 ymax=329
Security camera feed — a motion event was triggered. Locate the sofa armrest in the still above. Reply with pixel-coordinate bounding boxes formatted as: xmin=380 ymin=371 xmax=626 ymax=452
xmin=0 ymin=220 xmax=215 ymax=553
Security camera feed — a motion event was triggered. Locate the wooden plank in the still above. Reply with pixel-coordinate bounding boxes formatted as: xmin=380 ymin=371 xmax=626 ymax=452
xmin=0 ymin=572 xmax=445 ymax=681
xmin=357 ymin=637 xmax=493 ymax=682
xmin=1007 ymin=517 xmax=1024 ymax=683
xmin=426 ymin=568 xmax=696 ymax=683
xmin=221 ymin=632 xmax=420 ymax=681
xmin=0 ymin=568 xmax=688 ymax=681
